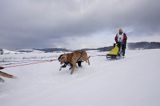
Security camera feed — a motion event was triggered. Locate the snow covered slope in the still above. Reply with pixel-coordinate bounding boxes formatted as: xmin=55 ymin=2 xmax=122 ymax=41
xmin=0 ymin=49 xmax=160 ymax=106
xmin=2 ymin=49 xmax=18 ymax=54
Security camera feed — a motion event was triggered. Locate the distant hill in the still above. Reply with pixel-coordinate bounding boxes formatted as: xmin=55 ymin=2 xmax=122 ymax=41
xmin=18 ymin=42 xmax=160 ymax=53
xmin=35 ymin=48 xmax=69 ymax=53
xmin=0 ymin=49 xmax=18 ymax=54
xmin=1 ymin=42 xmax=160 ymax=54
xmin=127 ymin=42 xmax=160 ymax=50
xmin=17 ymin=49 xmax=44 ymax=53
xmin=79 ymin=46 xmax=113 ymax=52
xmin=81 ymin=42 xmax=160 ymax=52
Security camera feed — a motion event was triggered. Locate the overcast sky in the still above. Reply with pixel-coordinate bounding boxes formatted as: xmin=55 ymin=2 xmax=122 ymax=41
xmin=0 ymin=0 xmax=160 ymax=50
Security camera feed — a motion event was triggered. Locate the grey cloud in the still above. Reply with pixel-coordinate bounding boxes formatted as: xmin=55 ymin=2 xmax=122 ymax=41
xmin=0 ymin=0 xmax=160 ymax=49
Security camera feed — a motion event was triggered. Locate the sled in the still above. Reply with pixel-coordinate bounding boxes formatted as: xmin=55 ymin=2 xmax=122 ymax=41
xmin=106 ymin=44 xmax=120 ymax=59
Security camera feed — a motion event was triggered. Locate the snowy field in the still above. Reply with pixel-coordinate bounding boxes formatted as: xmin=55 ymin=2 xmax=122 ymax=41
xmin=0 ymin=49 xmax=160 ymax=106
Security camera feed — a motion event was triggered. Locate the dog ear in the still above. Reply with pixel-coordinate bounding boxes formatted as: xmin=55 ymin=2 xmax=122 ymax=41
xmin=58 ymin=54 xmax=63 ymax=61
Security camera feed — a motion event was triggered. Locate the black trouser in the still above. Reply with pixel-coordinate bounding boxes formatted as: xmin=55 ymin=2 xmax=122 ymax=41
xmin=117 ymin=42 xmax=126 ymax=56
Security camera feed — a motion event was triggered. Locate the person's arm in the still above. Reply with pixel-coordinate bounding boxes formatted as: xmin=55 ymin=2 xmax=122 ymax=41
xmin=123 ymin=33 xmax=127 ymax=43
xmin=115 ymin=34 xmax=118 ymax=43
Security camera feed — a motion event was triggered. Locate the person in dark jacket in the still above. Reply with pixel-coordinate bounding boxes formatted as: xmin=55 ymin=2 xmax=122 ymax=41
xmin=115 ymin=28 xmax=127 ymax=56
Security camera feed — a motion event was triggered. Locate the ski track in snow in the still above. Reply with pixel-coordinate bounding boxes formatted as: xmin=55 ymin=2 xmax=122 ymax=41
xmin=0 ymin=49 xmax=160 ymax=106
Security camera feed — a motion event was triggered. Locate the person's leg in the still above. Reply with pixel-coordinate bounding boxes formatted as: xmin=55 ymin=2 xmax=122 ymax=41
xmin=122 ymin=44 xmax=126 ymax=56
xmin=117 ymin=43 xmax=121 ymax=56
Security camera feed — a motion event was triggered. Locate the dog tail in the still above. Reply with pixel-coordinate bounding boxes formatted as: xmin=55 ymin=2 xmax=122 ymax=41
xmin=0 ymin=71 xmax=16 ymax=79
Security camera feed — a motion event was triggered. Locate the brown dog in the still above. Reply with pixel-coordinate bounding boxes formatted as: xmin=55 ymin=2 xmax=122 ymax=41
xmin=58 ymin=50 xmax=90 ymax=74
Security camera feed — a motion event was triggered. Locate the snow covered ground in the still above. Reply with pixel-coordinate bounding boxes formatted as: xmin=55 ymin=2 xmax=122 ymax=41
xmin=0 ymin=49 xmax=160 ymax=106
